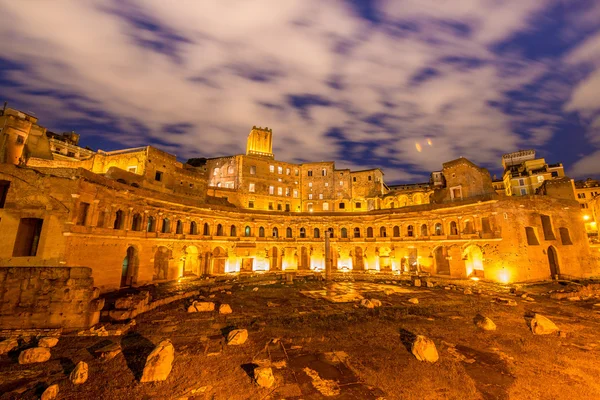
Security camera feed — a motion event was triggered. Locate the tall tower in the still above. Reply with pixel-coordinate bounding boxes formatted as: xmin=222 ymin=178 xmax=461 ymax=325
xmin=246 ymin=126 xmax=273 ymax=158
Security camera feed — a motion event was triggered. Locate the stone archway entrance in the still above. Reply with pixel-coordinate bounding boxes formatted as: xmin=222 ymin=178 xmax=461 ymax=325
xmin=433 ymin=246 xmax=450 ymax=275
xmin=548 ymin=246 xmax=560 ymax=278
xmin=212 ymin=247 xmax=227 ymax=274
xmin=464 ymin=245 xmax=484 ymax=278
xmin=121 ymin=246 xmax=138 ymax=287
xmin=154 ymin=246 xmax=171 ymax=280
xmin=184 ymin=246 xmax=199 ymax=276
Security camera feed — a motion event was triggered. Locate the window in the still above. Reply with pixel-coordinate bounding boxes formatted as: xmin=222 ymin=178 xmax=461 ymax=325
xmin=339 ymin=181 xmax=343 ymax=186
xmin=407 ymin=225 xmax=414 ymax=237
xmin=368 ymin=175 xmax=372 ymax=181
xmin=76 ymin=202 xmax=90 ymax=226
xmin=525 ymin=227 xmax=540 ymax=245
xmin=278 ymin=187 xmax=283 ymax=196
xmin=245 ymin=226 xmax=251 ymax=236
xmin=285 ymin=203 xmax=290 ymax=212
xmin=0 ymin=180 xmax=10 ymax=208
xmin=131 ymin=213 xmax=142 ymax=231
xmin=450 ymin=186 xmax=462 ymax=200
xmin=270 ymin=165 xmax=275 ymax=173
xmin=249 ymin=183 xmax=255 ymax=192
xmin=155 ymin=171 xmax=163 ymax=182
xmin=352 ymin=227 xmax=360 ymax=238
xmin=319 ymin=193 xmax=323 ymax=199
xmin=309 ymin=194 xmax=313 ymax=200
xmin=339 ymin=202 xmax=345 ymax=209
xmin=520 ymin=188 xmax=527 ymax=195
xmin=327 ymin=227 xmax=334 ymax=238
xmin=250 ymin=166 xmax=256 ymax=175
xmin=286 ymin=168 xmax=290 ymax=175
xmin=367 ymin=227 xmax=374 ymax=238
xmin=518 ymin=179 xmax=525 ymax=186
xmin=228 ymin=165 xmax=234 ymax=174
xmin=323 ymin=203 xmax=329 ymax=211
xmin=300 ymin=227 xmax=306 ymax=238
xmin=285 ymin=187 xmax=290 ymax=196
xmin=16 ymin=135 xmax=25 ymax=144
xmin=12 ymin=218 xmax=43 ymax=257
xmin=537 ymin=176 xmax=544 ymax=183
xmin=216 ymin=224 xmax=223 ymax=236
xmin=308 ymin=170 xmax=313 ymax=177
xmin=176 ymin=220 xmax=183 ymax=234
xmin=268 ymin=202 xmax=274 ymax=210
xmin=147 ymin=217 xmax=156 ymax=232
xmin=393 ymin=226 xmax=400 ymax=237
xmin=293 ymin=189 xmax=298 ymax=198
xmin=230 ymin=225 xmax=237 ymax=236
xmin=481 ymin=217 xmax=492 ymax=233
xmin=286 ymin=227 xmax=293 ymax=238
xmin=559 ymin=228 xmax=572 ymax=245
xmin=161 ymin=218 xmax=170 ymax=233
xmin=314 ymin=228 xmax=320 ymax=238
xmin=271 ymin=227 xmax=278 ymax=238
xmin=449 ymin=221 xmax=458 ymax=235
xmin=269 ymin=186 xmax=274 ymax=195
xmin=213 ymin=168 xmax=219 ymax=176
xmin=578 ymin=193 xmax=586 ymax=199
xmin=355 ymin=202 xmax=361 ymax=209
xmin=295 ymin=169 xmax=299 ymax=176
xmin=249 ymin=201 xmax=254 ymax=208
xmin=114 ymin=210 xmax=124 ymax=230
xmin=307 ymin=203 xmax=313 ymax=212
xmin=551 ymin=171 xmax=558 ymax=177
xmin=421 ymin=224 xmax=428 ymax=236
xmin=190 ymin=221 xmax=197 ymax=235
xmin=277 ymin=204 xmax=282 ymax=211
xmin=203 ymin=223 xmax=210 ymax=235
xmin=540 ymin=214 xmax=556 ymax=240
xmin=380 ymin=227 xmax=387 ymax=237
xmin=259 ymin=227 xmax=265 ymax=237
xmin=353 ymin=177 xmax=357 ymax=182
xmin=434 ymin=223 xmax=442 ymax=235
xmin=277 ymin=166 xmax=282 ymax=174
xmin=128 ymin=166 xmax=137 ymax=174
xmin=341 ymin=228 xmax=348 ymax=238
xmin=309 ymin=182 xmax=313 ymax=187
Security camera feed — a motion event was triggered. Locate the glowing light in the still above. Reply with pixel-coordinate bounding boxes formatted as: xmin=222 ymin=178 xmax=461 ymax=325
xmin=470 ymin=277 xmax=480 ymax=281
xmin=583 ymin=215 xmax=590 ymax=221
xmin=427 ymin=138 xmax=432 ymax=146
xmin=415 ymin=142 xmax=422 ymax=152
xmin=498 ymin=269 xmax=510 ymax=284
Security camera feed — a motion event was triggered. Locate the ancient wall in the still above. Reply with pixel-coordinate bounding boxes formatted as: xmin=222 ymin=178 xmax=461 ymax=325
xmin=0 ymin=266 xmax=103 ymax=329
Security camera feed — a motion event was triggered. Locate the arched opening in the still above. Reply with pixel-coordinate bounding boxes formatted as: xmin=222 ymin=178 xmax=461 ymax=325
xmin=121 ymin=246 xmax=139 ymax=287
xmin=353 ymin=247 xmax=364 ymax=270
xmin=548 ymin=246 xmax=560 ymax=278
xmin=449 ymin=221 xmax=458 ymax=235
xmin=269 ymin=247 xmax=279 ymax=270
xmin=216 ymin=224 xmax=223 ymax=236
xmin=433 ymin=246 xmax=450 ymax=275
xmin=113 ymin=210 xmax=124 ymax=230
xmin=341 ymin=228 xmax=348 ymax=238
xmin=189 ymin=221 xmax=197 ymax=235
xmin=413 ymin=193 xmax=423 ymax=205
xmin=300 ymin=247 xmax=310 ymax=270
xmin=380 ymin=227 xmax=387 ymax=237
xmin=464 ymin=245 xmax=484 ymax=278
xmin=161 ymin=218 xmax=170 ymax=233
xmin=421 ymin=224 xmax=428 ymax=236
xmin=245 ymin=226 xmax=251 ymax=237
xmin=434 ymin=222 xmax=443 ymax=236
xmin=154 ymin=246 xmax=171 ymax=280
xmin=147 ymin=216 xmax=156 ymax=232
xmin=393 ymin=226 xmax=400 ymax=237
xmin=203 ymin=223 xmax=210 ymax=236
xmin=300 ymin=227 xmax=306 ymax=238
xmin=230 ymin=225 xmax=237 ymax=237
xmin=327 ymin=227 xmax=334 ymax=238
xmin=407 ymin=225 xmax=414 ymax=237
xmin=272 ymin=227 xmax=279 ymax=238
xmin=354 ymin=227 xmax=361 ymax=238
xmin=131 ymin=213 xmax=142 ymax=231
xmin=314 ymin=228 xmax=320 ymax=238
xmin=367 ymin=227 xmax=374 ymax=238
xmin=286 ymin=227 xmax=293 ymax=238
xmin=212 ymin=247 xmax=227 ymax=274
xmin=259 ymin=227 xmax=265 ymax=237
xmin=176 ymin=220 xmax=183 ymax=234
xmin=463 ymin=220 xmax=474 ymax=234
xmin=184 ymin=246 xmax=199 ymax=276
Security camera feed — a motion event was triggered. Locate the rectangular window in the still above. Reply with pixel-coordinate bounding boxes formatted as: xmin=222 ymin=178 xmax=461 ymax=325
xmin=355 ymin=202 xmax=361 ymax=208
xmin=322 ymin=169 xmax=327 ymax=176
xmin=319 ymin=193 xmax=323 ymax=199
xmin=518 ymin=179 xmax=525 ymax=186
xmin=295 ymin=169 xmax=299 ymax=176
xmin=520 ymin=188 xmax=527 ymax=195
xmin=277 ymin=203 xmax=282 ymax=211
xmin=323 ymin=203 xmax=329 ymax=211
xmin=368 ymin=175 xmax=372 ymax=181
xmin=278 ymin=187 xmax=283 ymax=195
xmin=250 ymin=166 xmax=256 ymax=174
xmin=309 ymin=182 xmax=313 ymax=187
xmin=16 ymin=135 xmax=25 ymax=144
xmin=309 ymin=194 xmax=313 ymax=200
xmin=578 ymin=193 xmax=586 ymax=199
xmin=278 ymin=166 xmax=283 ymax=174
xmin=269 ymin=186 xmax=274 ymax=195
xmin=285 ymin=203 xmax=290 ymax=212
xmin=353 ymin=177 xmax=357 ymax=182
xmin=339 ymin=181 xmax=343 ymax=186
xmin=249 ymin=183 xmax=255 ymax=192
xmin=286 ymin=168 xmax=290 ymax=175
xmin=293 ymin=189 xmax=298 ymax=198
xmin=551 ymin=171 xmax=558 ymax=177
xmin=308 ymin=170 xmax=313 ymax=177
xmin=325 ymin=182 xmax=329 ymax=187
xmin=0 ymin=180 xmax=10 ymax=208
xmin=540 ymin=214 xmax=556 ymax=240
xmin=270 ymin=165 xmax=275 ymax=173
xmin=537 ymin=176 xmax=544 ymax=183
xmin=13 ymin=218 xmax=43 ymax=257
xmin=285 ymin=187 xmax=290 ymax=196
xmin=155 ymin=171 xmax=163 ymax=182
xmin=268 ymin=202 xmax=274 ymax=210
xmin=339 ymin=202 xmax=345 ymax=209
xmin=76 ymin=202 xmax=90 ymax=226
xmin=248 ymin=201 xmax=254 ymax=208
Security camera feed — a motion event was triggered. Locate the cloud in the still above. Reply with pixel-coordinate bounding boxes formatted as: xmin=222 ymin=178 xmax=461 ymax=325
xmin=0 ymin=0 xmax=597 ymax=181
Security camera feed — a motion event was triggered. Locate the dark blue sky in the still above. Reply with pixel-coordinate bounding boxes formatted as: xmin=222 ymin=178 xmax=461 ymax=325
xmin=1 ymin=0 xmax=600 ymax=183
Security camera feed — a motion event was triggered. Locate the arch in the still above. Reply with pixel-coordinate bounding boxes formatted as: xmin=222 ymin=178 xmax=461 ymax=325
xmin=212 ymin=246 xmax=227 ymax=274
xmin=203 ymin=222 xmax=210 ymax=235
xmin=434 ymin=222 xmax=443 ymax=236
xmin=341 ymin=227 xmax=348 ymax=238
xmin=407 ymin=225 xmax=414 ymax=237
xmin=300 ymin=227 xmax=306 ymax=238
xmin=413 ymin=193 xmax=423 ymax=205
xmin=314 ymin=228 xmax=320 ymax=238
xmin=259 ymin=227 xmax=265 ymax=237
xmin=393 ymin=226 xmax=400 ymax=237
xmin=113 ymin=210 xmax=124 ymax=230
xmin=354 ymin=227 xmax=361 ymax=238
xmin=161 ymin=218 xmax=170 ymax=233
xmin=122 ymin=246 xmax=139 ymax=287
xmin=131 ymin=213 xmax=142 ymax=231
xmin=548 ymin=245 xmax=560 ymax=278
xmin=380 ymin=226 xmax=387 ymax=238
xmin=449 ymin=221 xmax=458 ymax=235
xmin=183 ymin=245 xmax=200 ymax=276
xmin=464 ymin=245 xmax=484 ymax=278
xmin=463 ymin=219 xmax=474 ymax=234
xmin=367 ymin=227 xmax=374 ymax=238
xmin=245 ymin=226 xmax=251 ymax=237
xmin=398 ymin=195 xmax=408 ymax=207
xmin=230 ymin=225 xmax=237 ymax=237
xmin=176 ymin=220 xmax=183 ymax=234
xmin=146 ymin=216 xmax=156 ymax=232
xmin=272 ymin=227 xmax=279 ymax=238
xmin=154 ymin=246 xmax=171 ymax=280
xmin=286 ymin=227 xmax=293 ymax=238
xmin=216 ymin=224 xmax=223 ymax=236
xmin=327 ymin=227 xmax=334 ymax=238
xmin=421 ymin=224 xmax=428 ymax=236
xmin=189 ymin=221 xmax=197 ymax=235
xmin=433 ymin=246 xmax=450 ymax=275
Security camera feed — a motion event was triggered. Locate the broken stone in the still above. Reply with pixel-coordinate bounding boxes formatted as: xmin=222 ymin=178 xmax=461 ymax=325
xmin=474 ymin=314 xmax=496 ymax=331
xmin=530 ymin=314 xmax=559 ymax=335
xmin=115 ymin=296 xmax=134 ymax=310
xmin=94 ymin=342 xmax=122 ymax=361
xmin=426 ymin=281 xmax=434 ymax=288
xmin=254 ymin=366 xmax=275 ymax=388
xmin=370 ymin=299 xmax=382 ymax=307
xmin=408 ymin=298 xmax=419 ymax=305
xmin=219 ymin=304 xmax=232 ymax=314
xmin=444 ymin=287 xmax=451 ymax=290
xmin=140 ymin=340 xmax=175 ymax=382
xmin=226 ymin=329 xmax=248 ymax=345
xmin=0 ymin=338 xmax=18 ymax=355
xmin=567 ymin=296 xmax=581 ymax=301
xmin=267 ymin=301 xmax=279 ymax=307
xmin=413 ymin=279 xmax=422 ymax=287
xmin=188 ymin=301 xmax=215 ymax=313
xmin=38 ymin=337 xmax=59 ymax=348
xmin=463 ymin=288 xmax=473 ymax=295
xmin=360 ymin=299 xmax=375 ymax=309
xmin=411 ymin=335 xmax=439 ymax=363
xmin=253 ymin=287 xmax=259 ymax=292
xmin=495 ymin=298 xmax=517 ymax=306
xmin=41 ymin=384 xmax=59 ymax=400
xmin=70 ymin=361 xmax=88 ymax=384
xmin=19 ymin=347 xmax=51 ymax=364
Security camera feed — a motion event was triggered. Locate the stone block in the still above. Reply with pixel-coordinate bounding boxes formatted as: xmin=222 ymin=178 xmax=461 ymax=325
xmin=69 ymin=267 xmax=92 ymax=279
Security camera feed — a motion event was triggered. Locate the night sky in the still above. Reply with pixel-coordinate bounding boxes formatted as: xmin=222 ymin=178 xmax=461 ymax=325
xmin=1 ymin=0 xmax=600 ymax=184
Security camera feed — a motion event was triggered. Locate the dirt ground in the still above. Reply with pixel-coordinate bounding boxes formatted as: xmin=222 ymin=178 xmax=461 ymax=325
xmin=1 ymin=277 xmax=600 ymax=400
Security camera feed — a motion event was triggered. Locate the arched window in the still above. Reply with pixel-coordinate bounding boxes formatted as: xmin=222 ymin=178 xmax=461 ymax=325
xmin=272 ymin=227 xmax=279 ymax=238
xmin=216 ymin=224 xmax=223 ymax=236
xmin=300 ymin=227 xmax=306 ymax=238
xmin=161 ymin=218 xmax=170 ymax=233
xmin=314 ymin=228 xmax=320 ymax=238
xmin=203 ymin=223 xmax=210 ymax=235
xmin=341 ymin=228 xmax=348 ymax=238
xmin=286 ymin=227 xmax=293 ymax=238
xmin=393 ymin=226 xmax=400 ymax=237
xmin=354 ymin=227 xmax=361 ymax=238
xmin=435 ymin=223 xmax=443 ymax=235
xmin=450 ymin=221 xmax=458 ymax=235
xmin=131 ymin=213 xmax=142 ymax=231
xmin=189 ymin=221 xmax=197 ymax=235
xmin=113 ymin=210 xmax=124 ymax=229
xmin=380 ymin=227 xmax=387 ymax=237
xmin=147 ymin=216 xmax=156 ymax=232
xmin=259 ymin=227 xmax=265 ymax=237
xmin=421 ymin=224 xmax=428 ymax=236
xmin=407 ymin=225 xmax=414 ymax=237
xmin=230 ymin=225 xmax=237 ymax=236
xmin=327 ymin=227 xmax=334 ymax=238
xmin=463 ymin=220 xmax=474 ymax=234
xmin=245 ymin=226 xmax=251 ymax=237
xmin=367 ymin=227 xmax=374 ymax=238
xmin=176 ymin=220 xmax=183 ymax=234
